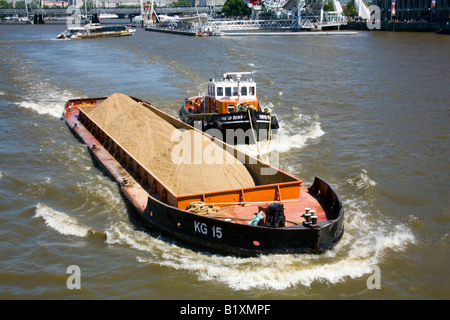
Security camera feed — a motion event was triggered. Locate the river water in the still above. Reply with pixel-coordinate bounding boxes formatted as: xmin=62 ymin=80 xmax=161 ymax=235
xmin=0 ymin=23 xmax=449 ymax=300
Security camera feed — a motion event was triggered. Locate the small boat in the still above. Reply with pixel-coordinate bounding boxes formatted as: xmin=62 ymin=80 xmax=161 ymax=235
xmin=56 ymin=23 xmax=136 ymax=39
xmin=179 ymin=72 xmax=280 ymax=144
xmin=63 ymin=93 xmax=344 ymax=257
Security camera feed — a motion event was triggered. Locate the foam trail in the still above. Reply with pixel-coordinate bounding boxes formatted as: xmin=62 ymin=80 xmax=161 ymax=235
xmin=31 ymin=160 xmax=414 ymax=290
xmin=16 ymin=88 xmax=76 ymax=118
xmin=236 ymin=111 xmax=325 ymax=157
xmin=34 ymin=203 xmax=92 ymax=237
xmin=89 ymin=193 xmax=416 ymax=291
xmin=105 ymin=222 xmax=158 ymax=252
xmin=132 ymin=194 xmax=415 ymax=290
xmin=276 ymin=119 xmax=324 ymax=153
xmin=347 ymin=169 xmax=377 ymax=190
xmin=10 ymin=63 xmax=78 ymax=118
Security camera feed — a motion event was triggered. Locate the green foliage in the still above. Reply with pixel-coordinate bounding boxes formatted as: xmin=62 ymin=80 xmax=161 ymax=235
xmin=80 ymin=0 xmax=95 ymax=9
xmin=170 ymin=0 xmax=191 ymax=7
xmin=13 ymin=1 xmax=26 ymax=9
xmin=323 ymin=0 xmax=334 ymax=11
xmin=222 ymin=0 xmax=251 ymax=18
xmin=343 ymin=0 xmax=358 ymax=17
xmin=0 ymin=0 xmax=9 ymax=9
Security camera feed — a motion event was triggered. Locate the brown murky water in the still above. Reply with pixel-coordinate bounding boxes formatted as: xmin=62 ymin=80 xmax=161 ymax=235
xmin=0 ymin=24 xmax=449 ymax=300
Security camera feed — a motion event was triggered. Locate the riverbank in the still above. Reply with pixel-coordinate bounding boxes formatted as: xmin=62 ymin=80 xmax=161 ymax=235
xmin=344 ymin=21 xmax=450 ymax=33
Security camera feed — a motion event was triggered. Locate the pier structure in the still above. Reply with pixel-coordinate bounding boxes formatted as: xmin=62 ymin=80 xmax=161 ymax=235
xmin=241 ymin=0 xmax=347 ymax=30
xmin=144 ymin=0 xmax=347 ymax=34
xmin=203 ymin=0 xmax=345 ymax=32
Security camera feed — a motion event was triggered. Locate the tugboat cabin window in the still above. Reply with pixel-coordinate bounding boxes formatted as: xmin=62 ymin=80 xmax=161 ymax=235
xmin=228 ymin=105 xmax=235 ymax=113
xmin=209 ymin=76 xmax=256 ymax=99
xmin=222 ymin=86 xmax=242 ymax=98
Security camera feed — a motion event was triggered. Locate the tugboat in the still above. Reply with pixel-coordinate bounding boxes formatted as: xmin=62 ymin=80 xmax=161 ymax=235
xmin=179 ymin=72 xmax=279 ymax=144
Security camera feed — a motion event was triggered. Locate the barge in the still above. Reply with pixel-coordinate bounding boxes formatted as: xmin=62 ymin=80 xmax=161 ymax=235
xmin=63 ymin=93 xmax=344 ymax=256
xmin=180 ymin=72 xmax=279 ymax=144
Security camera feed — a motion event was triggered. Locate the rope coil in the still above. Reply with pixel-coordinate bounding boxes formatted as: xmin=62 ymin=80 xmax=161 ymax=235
xmin=186 ymin=201 xmax=220 ymax=216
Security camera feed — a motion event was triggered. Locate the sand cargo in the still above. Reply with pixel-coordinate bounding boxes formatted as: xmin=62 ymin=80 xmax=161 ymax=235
xmin=63 ymin=93 xmax=344 ymax=256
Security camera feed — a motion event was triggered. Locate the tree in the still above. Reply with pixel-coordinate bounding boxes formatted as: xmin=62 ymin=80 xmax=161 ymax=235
xmin=343 ymin=0 xmax=358 ymax=17
xmin=13 ymin=0 xmax=26 ymax=8
xmin=171 ymin=0 xmax=191 ymax=7
xmin=0 ymin=0 xmax=10 ymax=9
xmin=324 ymin=0 xmax=334 ymax=11
xmin=222 ymin=0 xmax=251 ymax=18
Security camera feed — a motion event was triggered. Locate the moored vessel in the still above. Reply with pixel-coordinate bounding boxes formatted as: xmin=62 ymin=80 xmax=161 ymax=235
xmin=179 ymin=72 xmax=279 ymax=144
xmin=56 ymin=23 xmax=136 ymax=39
xmin=63 ymin=93 xmax=344 ymax=256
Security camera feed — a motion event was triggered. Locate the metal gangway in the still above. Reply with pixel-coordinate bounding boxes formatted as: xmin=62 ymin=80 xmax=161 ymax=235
xmin=269 ymin=0 xmax=347 ymax=29
xmin=199 ymin=0 xmax=347 ymax=32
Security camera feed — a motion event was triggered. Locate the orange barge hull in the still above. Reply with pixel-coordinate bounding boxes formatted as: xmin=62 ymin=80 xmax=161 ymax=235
xmin=63 ymin=96 xmax=344 ymax=256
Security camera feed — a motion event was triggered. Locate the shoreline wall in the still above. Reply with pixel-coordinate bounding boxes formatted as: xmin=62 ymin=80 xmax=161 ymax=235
xmin=343 ymin=21 xmax=449 ymax=32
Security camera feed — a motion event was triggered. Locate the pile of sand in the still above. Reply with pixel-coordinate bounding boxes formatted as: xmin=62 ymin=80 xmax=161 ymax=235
xmin=84 ymin=93 xmax=255 ymax=195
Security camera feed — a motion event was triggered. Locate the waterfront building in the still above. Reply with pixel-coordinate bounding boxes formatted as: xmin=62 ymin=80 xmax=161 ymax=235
xmin=67 ymin=0 xmax=151 ymax=8
xmin=192 ymin=0 xmax=226 ymax=5
xmin=372 ymin=0 xmax=450 ymax=22
xmin=43 ymin=1 xmax=68 ymax=7
xmin=64 ymin=0 xmax=225 ymax=8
